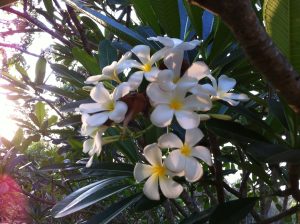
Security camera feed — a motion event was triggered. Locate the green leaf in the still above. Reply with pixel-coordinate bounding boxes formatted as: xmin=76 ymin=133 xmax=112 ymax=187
xmin=150 ymin=0 xmax=180 ymax=37
xmin=263 ymin=0 xmax=300 ymax=72
xmin=52 ymin=177 xmax=130 ymax=218
xmin=72 ymin=47 xmax=100 ymax=75
xmin=267 ymin=150 xmax=300 ymax=164
xmin=206 ymin=119 xmax=268 ymax=143
xmin=57 ymin=115 xmax=81 ymax=127
xmin=81 ymin=163 xmax=134 ymax=177
xmin=209 ymin=198 xmax=258 ymax=224
xmin=131 ymin=0 xmax=161 ymax=34
xmin=50 ymin=63 xmax=85 ymax=85
xmin=87 ymin=193 xmax=142 ymax=224
xmin=43 ymin=0 xmax=54 ymax=17
xmin=134 ymin=195 xmax=165 ymax=212
xmin=80 ymin=16 xmax=104 ymax=40
xmin=98 ymin=39 xmax=118 ymax=71
xmin=183 ymin=1 xmax=203 ymax=37
xmin=180 ymin=208 xmax=214 ymax=224
xmin=38 ymin=85 xmax=83 ymax=100
xmin=269 ymin=98 xmax=289 ymax=130
xmin=35 ymin=57 xmax=47 ymax=85
xmin=12 ymin=128 xmax=24 ymax=147
xmin=35 ymin=101 xmax=46 ymax=125
xmin=66 ymin=0 xmax=151 ymax=46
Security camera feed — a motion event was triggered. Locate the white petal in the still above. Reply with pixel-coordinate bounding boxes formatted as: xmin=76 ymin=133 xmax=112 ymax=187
xmin=185 ymin=128 xmax=204 ymax=147
xmin=175 ymin=110 xmax=200 ymax=130
xmin=158 ymin=133 xmax=183 ymax=149
xmin=143 ymin=175 xmax=160 ymax=200
xmin=128 ymin=71 xmax=144 ymax=90
xmin=183 ymin=95 xmax=212 ymax=111
xmin=163 ymin=50 xmax=183 ymax=76
xmin=108 ymin=101 xmax=128 ymax=123
xmin=148 ymin=36 xmax=174 ymax=47
xmin=184 ymin=157 xmax=203 ymax=182
xmin=164 ymin=150 xmax=185 ymax=173
xmin=192 ymin=146 xmax=212 ymax=166
xmin=86 ymin=112 xmax=109 ymax=126
xmin=90 ymin=83 xmax=111 ymax=103
xmin=134 ymin=163 xmax=153 ymax=182
xmin=197 ymin=84 xmax=217 ymax=96
xmin=83 ymin=139 xmax=93 ymax=153
xmin=157 ymin=69 xmax=176 ymax=91
xmin=85 ymin=75 xmax=102 ymax=84
xmin=146 ymin=83 xmax=172 ymax=105
xmin=159 ymin=176 xmax=183 ymax=199
xmin=112 ymin=82 xmax=131 ymax=100
xmin=144 ymin=143 xmax=163 ymax=166
xmin=102 ymin=61 xmax=117 ymax=77
xmin=226 ymin=93 xmax=249 ymax=101
xmin=180 ymin=40 xmax=200 ymax=50
xmin=144 ymin=67 xmax=160 ymax=82
xmin=218 ymin=96 xmax=240 ymax=106
xmin=150 ymin=48 xmax=166 ymax=64
xmin=217 ymin=75 xmax=236 ymax=93
xmin=182 ymin=61 xmax=210 ymax=82
xmin=94 ymin=131 xmax=103 ymax=156
xmin=86 ymin=156 xmax=94 ymax=168
xmin=150 ymin=105 xmax=174 ymax=127
xmin=131 ymin=45 xmax=151 ymax=64
xmin=79 ymin=103 xmax=106 ymax=113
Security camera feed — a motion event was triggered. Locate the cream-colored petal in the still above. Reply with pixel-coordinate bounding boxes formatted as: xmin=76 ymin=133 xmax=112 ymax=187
xmin=94 ymin=131 xmax=103 ymax=156
xmin=148 ymin=36 xmax=174 ymax=47
xmin=150 ymin=105 xmax=174 ymax=127
xmin=159 ymin=176 xmax=183 ymax=199
xmin=182 ymin=61 xmax=210 ymax=81
xmin=146 ymin=83 xmax=172 ymax=105
xmin=192 ymin=146 xmax=212 ymax=166
xmin=128 ymin=71 xmax=144 ymax=90
xmin=144 ymin=67 xmax=160 ymax=82
xmin=79 ymin=103 xmax=106 ymax=114
xmin=131 ymin=45 xmax=151 ymax=65
xmin=83 ymin=139 xmax=93 ymax=153
xmin=143 ymin=175 xmax=160 ymax=200
xmin=86 ymin=112 xmax=109 ymax=126
xmin=90 ymin=83 xmax=111 ymax=104
xmin=226 ymin=93 xmax=249 ymax=101
xmin=175 ymin=110 xmax=200 ymax=130
xmin=112 ymin=82 xmax=131 ymax=100
xmin=102 ymin=61 xmax=117 ymax=77
xmin=183 ymin=94 xmax=212 ymax=112
xmin=134 ymin=163 xmax=153 ymax=182
xmin=85 ymin=75 xmax=102 ymax=84
xmin=217 ymin=75 xmax=236 ymax=93
xmin=158 ymin=133 xmax=183 ymax=149
xmin=86 ymin=155 xmax=94 ymax=168
xmin=163 ymin=50 xmax=183 ymax=76
xmin=184 ymin=157 xmax=203 ymax=182
xmin=144 ymin=143 xmax=163 ymax=166
xmin=185 ymin=128 xmax=204 ymax=147
xmin=164 ymin=150 xmax=185 ymax=173
xmin=108 ymin=101 xmax=128 ymax=123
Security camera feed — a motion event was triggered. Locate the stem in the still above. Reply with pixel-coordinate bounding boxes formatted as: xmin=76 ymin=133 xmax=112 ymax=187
xmin=0 ymin=42 xmax=40 ymax=57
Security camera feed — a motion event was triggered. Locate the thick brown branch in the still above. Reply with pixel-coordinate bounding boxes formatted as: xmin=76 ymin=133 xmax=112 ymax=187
xmin=189 ymin=0 xmax=300 ymax=113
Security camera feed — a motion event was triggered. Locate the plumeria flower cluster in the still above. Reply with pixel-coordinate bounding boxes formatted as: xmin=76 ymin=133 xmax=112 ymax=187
xmin=78 ymin=36 xmax=249 ymax=199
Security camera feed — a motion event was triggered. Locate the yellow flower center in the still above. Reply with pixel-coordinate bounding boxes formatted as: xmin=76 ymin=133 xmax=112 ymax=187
xmin=106 ymin=101 xmax=115 ymax=111
xmin=142 ymin=63 xmax=152 ymax=72
xmin=151 ymin=165 xmax=166 ymax=177
xmin=173 ymin=76 xmax=180 ymax=84
xmin=169 ymin=99 xmax=183 ymax=110
xmin=180 ymin=143 xmax=192 ymax=156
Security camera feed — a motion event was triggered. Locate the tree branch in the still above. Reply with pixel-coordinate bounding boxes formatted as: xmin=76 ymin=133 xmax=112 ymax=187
xmin=259 ymin=205 xmax=300 ymax=224
xmin=188 ymin=0 xmax=300 ymax=113
xmin=0 ymin=42 xmax=40 ymax=57
xmin=2 ymin=6 xmax=73 ymax=47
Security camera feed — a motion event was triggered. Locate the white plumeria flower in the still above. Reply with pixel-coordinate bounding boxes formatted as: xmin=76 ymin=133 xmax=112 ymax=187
xmin=147 ymin=36 xmax=200 ymax=55
xmin=147 ymin=82 xmax=209 ymax=129
xmin=79 ymin=82 xmax=130 ymax=126
xmin=205 ymin=75 xmax=249 ymax=106
xmin=158 ymin=128 xmax=212 ymax=182
xmin=134 ymin=143 xmax=183 ymax=200
xmin=83 ymin=126 xmax=107 ymax=167
xmin=85 ymin=52 xmax=132 ymax=84
xmin=127 ymin=45 xmax=165 ymax=90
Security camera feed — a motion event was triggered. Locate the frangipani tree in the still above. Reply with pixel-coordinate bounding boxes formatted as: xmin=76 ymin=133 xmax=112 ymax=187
xmin=1 ymin=0 xmax=300 ymax=223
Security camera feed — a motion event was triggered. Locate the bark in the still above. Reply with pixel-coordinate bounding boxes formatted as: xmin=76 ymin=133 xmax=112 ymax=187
xmin=188 ymin=0 xmax=300 ymax=113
